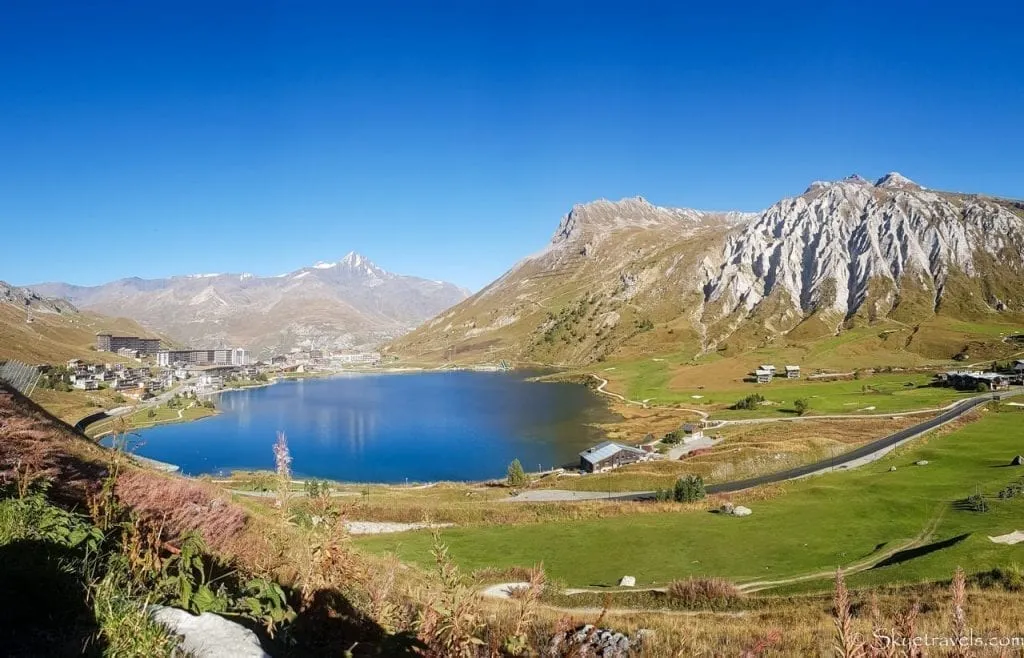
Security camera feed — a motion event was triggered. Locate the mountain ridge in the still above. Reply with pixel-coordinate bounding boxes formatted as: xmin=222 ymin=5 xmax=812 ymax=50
xmin=30 ymin=253 xmax=470 ymax=357
xmin=388 ymin=173 xmax=1024 ymax=365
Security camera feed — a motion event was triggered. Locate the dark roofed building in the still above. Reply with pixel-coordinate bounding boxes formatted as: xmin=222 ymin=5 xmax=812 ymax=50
xmin=579 ymin=441 xmax=649 ymax=473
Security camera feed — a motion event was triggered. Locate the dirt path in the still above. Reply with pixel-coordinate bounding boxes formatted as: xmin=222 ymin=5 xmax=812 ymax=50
xmin=736 ymin=506 xmax=947 ymax=592
xmin=480 ymin=582 xmax=748 ymax=617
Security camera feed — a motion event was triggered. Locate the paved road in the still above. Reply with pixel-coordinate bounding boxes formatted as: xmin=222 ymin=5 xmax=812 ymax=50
xmin=509 ymin=389 xmax=1021 ymax=502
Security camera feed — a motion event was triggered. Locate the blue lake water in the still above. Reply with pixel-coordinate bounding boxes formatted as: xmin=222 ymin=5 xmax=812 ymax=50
xmin=128 ymin=371 xmax=617 ymax=482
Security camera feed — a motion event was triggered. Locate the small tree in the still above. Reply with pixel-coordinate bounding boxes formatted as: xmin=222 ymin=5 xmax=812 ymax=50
xmin=673 ymin=475 xmax=706 ymax=503
xmin=506 ymin=459 xmax=529 ymax=488
xmin=794 ymin=398 xmax=810 ymax=416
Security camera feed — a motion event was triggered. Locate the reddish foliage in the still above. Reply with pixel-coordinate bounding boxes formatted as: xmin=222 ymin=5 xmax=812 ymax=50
xmin=114 ymin=469 xmax=248 ymax=552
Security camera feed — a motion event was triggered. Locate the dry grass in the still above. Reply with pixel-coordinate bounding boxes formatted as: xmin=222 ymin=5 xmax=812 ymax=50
xmin=666 ymin=576 xmax=744 ymax=608
xmin=113 ymin=469 xmax=248 ymax=553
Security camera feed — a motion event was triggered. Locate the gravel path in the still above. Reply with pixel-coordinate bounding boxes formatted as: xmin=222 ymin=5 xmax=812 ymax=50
xmin=345 ymin=521 xmax=454 ymax=535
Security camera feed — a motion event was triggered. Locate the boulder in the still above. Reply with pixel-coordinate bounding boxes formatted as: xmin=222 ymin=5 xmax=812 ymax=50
xmin=149 ymin=605 xmax=269 ymax=658
xmin=720 ymin=502 xmax=735 ymax=514
xmin=618 ymin=575 xmax=636 ymax=587
xmin=915 ymin=460 xmax=929 ymax=466
xmin=1012 ymin=455 xmax=1024 ymax=466
xmin=546 ymin=624 xmax=638 ymax=657
xmin=732 ymin=506 xmax=752 ymax=517
xmin=889 ymin=466 xmax=897 ymax=472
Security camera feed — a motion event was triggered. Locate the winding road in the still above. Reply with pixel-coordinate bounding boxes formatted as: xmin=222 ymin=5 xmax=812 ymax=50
xmin=510 ymin=389 xmax=1022 ymax=502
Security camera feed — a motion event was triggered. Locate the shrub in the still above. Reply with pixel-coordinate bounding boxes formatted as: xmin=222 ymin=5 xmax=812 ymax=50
xmin=964 ymin=493 xmax=989 ymax=512
xmin=793 ymin=398 xmax=810 ymax=416
xmin=974 ymin=565 xmax=1024 ymax=592
xmin=732 ymin=394 xmax=765 ymax=410
xmin=666 ymin=577 xmax=742 ymax=608
xmin=673 ymin=475 xmax=705 ymax=503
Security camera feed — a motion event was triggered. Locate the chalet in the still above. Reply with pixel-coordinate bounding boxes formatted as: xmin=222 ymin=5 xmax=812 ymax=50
xmin=72 ymin=378 xmax=98 ymax=391
xmin=681 ymin=423 xmax=704 ymax=441
xmin=785 ymin=365 xmax=800 ymax=379
xmin=755 ymin=368 xmax=773 ymax=384
xmin=940 ymin=370 xmax=1010 ymax=391
xmin=579 ymin=441 xmax=649 ymax=473
xmin=759 ymin=364 xmax=776 ymax=374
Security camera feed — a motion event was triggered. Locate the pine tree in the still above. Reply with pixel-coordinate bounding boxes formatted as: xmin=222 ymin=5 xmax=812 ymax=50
xmin=506 ymin=458 xmax=529 ymax=488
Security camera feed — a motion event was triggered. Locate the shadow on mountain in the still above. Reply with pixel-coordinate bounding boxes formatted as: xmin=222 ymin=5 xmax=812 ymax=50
xmin=0 ymin=539 xmax=106 ymax=657
xmin=871 ymin=533 xmax=970 ymax=570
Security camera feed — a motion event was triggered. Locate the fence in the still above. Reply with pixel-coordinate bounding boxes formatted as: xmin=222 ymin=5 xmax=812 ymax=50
xmin=0 ymin=359 xmax=40 ymax=397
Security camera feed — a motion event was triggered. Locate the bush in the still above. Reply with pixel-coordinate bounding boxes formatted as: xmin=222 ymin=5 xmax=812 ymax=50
xmin=673 ymin=475 xmax=705 ymax=503
xmin=732 ymin=394 xmax=765 ymax=411
xmin=793 ymin=398 xmax=810 ymax=416
xmin=964 ymin=493 xmax=989 ymax=512
xmin=666 ymin=577 xmax=743 ymax=608
xmin=974 ymin=565 xmax=1024 ymax=592
xmin=662 ymin=430 xmax=681 ymax=445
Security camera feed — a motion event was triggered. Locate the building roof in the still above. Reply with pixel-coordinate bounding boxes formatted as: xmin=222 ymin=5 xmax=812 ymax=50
xmin=785 ymin=365 xmax=800 ymax=371
xmin=755 ymin=369 xmax=772 ymax=376
xmin=579 ymin=441 xmax=645 ymax=465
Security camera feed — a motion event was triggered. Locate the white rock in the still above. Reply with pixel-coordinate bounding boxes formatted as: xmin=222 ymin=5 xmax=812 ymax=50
xmin=915 ymin=460 xmax=929 ymax=466
xmin=618 ymin=576 xmax=636 ymax=587
xmin=149 ymin=605 xmax=269 ymax=658
xmin=732 ymin=506 xmax=753 ymax=517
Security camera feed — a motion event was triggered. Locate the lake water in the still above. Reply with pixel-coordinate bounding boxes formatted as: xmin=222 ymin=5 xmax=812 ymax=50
xmin=128 ymin=371 xmax=617 ymax=482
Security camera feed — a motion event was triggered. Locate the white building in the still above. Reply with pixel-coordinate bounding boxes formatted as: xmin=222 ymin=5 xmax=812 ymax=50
xmin=231 ymin=348 xmax=250 ymax=366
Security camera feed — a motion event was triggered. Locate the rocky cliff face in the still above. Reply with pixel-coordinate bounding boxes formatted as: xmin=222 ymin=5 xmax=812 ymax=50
xmin=389 ymin=174 xmax=1024 ymax=365
xmin=705 ymin=173 xmax=1024 ymax=335
xmin=0 ymin=281 xmax=77 ymax=314
xmin=30 ymin=253 xmax=469 ymax=357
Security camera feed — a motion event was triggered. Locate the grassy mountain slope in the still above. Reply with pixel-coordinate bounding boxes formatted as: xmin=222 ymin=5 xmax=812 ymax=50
xmin=0 ymin=287 xmax=166 ymax=364
xmin=388 ymin=180 xmax=1024 ymax=368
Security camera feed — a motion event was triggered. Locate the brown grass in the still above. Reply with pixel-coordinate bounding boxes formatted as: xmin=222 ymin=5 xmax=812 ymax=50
xmin=113 ymin=469 xmax=248 ymax=553
xmin=666 ymin=576 xmax=744 ymax=608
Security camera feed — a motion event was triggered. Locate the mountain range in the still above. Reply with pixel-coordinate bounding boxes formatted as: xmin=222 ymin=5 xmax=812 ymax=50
xmin=388 ymin=173 xmax=1024 ymax=365
xmin=30 ymin=253 xmax=469 ymax=357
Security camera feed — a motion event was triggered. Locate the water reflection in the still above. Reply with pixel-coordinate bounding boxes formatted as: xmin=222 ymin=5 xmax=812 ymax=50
xmin=132 ymin=371 xmax=617 ymax=482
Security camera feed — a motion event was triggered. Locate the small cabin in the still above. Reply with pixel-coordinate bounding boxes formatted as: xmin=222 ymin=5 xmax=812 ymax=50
xmin=785 ymin=365 xmax=800 ymax=379
xmin=579 ymin=441 xmax=649 ymax=473
xmin=681 ymin=423 xmax=704 ymax=441
xmin=755 ymin=368 xmax=773 ymax=384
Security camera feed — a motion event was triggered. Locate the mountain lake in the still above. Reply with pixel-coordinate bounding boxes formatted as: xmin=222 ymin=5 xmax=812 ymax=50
xmin=125 ymin=370 xmax=618 ymax=482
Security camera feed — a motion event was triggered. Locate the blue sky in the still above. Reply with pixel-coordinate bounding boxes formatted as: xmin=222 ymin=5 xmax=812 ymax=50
xmin=3 ymin=1 xmax=1022 ymax=291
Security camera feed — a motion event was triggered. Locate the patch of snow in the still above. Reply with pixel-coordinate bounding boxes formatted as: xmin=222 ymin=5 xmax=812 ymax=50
xmin=292 ymin=271 xmax=310 ymax=279
xmin=313 ymin=261 xmax=337 ymax=269
xmin=186 ymin=273 xmax=222 ymax=279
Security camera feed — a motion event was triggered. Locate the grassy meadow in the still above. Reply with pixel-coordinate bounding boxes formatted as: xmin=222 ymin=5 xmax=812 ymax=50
xmin=355 ymin=407 xmax=1024 ymax=590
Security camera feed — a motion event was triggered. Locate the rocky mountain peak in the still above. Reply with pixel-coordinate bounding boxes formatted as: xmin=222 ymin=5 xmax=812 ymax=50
xmin=874 ymin=171 xmax=920 ymax=189
xmin=1 ymin=281 xmax=77 ymax=314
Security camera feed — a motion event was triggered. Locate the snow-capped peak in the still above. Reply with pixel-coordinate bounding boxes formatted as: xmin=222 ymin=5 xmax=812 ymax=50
xmin=312 ymin=261 xmax=337 ymax=270
xmin=874 ymin=171 xmax=920 ymax=189
xmin=340 ymin=251 xmax=368 ymax=268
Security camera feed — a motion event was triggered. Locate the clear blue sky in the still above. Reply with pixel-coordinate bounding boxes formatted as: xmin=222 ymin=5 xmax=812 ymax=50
xmin=3 ymin=1 xmax=1022 ymax=291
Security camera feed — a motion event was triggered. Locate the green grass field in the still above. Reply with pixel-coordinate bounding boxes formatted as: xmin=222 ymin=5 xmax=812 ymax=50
xmin=355 ymin=409 xmax=1024 ymax=589
xmin=609 ymin=365 xmax=974 ymax=418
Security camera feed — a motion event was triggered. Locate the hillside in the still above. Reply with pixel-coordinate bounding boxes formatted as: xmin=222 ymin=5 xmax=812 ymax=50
xmin=388 ymin=174 xmax=1024 ymax=366
xmin=0 ymin=281 xmax=163 ymax=364
xmin=31 ymin=252 xmax=469 ymax=357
